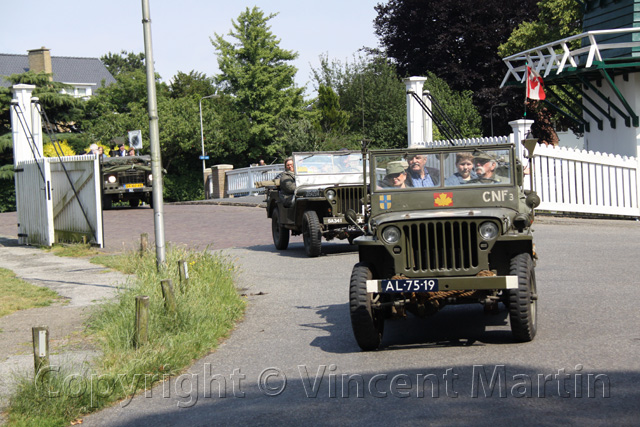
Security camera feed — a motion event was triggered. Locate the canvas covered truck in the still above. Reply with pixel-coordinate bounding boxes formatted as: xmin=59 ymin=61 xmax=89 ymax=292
xmin=101 ymin=155 xmax=153 ymax=209
xmin=347 ymin=143 xmax=541 ymax=351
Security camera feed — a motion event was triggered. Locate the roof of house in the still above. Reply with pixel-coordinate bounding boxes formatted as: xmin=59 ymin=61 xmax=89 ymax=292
xmin=0 ymin=53 xmax=116 ymax=89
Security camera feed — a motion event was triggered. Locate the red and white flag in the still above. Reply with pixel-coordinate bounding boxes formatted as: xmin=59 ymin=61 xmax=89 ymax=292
xmin=526 ymin=66 xmax=546 ymax=100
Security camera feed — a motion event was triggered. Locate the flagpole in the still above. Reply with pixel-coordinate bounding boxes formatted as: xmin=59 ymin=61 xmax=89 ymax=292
xmin=524 ymin=63 xmax=528 ymax=120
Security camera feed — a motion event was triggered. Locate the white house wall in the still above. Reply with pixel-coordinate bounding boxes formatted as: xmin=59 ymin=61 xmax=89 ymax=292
xmin=583 ymin=72 xmax=640 ymax=158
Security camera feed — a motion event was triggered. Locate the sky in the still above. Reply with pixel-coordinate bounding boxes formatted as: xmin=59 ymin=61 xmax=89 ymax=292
xmin=1 ymin=0 xmax=382 ymax=96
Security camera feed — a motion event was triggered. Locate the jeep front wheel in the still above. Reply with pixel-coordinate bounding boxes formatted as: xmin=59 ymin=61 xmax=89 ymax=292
xmin=302 ymin=210 xmax=321 ymax=257
xmin=508 ymin=253 xmax=537 ymax=342
xmin=271 ymin=207 xmax=289 ymax=250
xmin=349 ymin=262 xmax=384 ymax=351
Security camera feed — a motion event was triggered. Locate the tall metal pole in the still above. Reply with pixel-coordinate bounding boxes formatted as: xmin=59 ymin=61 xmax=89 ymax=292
xmin=141 ymin=0 xmax=165 ymax=267
xmin=199 ymin=94 xmax=219 ymax=177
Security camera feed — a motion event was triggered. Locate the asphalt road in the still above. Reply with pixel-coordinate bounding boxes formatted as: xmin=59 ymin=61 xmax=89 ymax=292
xmin=72 ymin=210 xmax=640 ymax=426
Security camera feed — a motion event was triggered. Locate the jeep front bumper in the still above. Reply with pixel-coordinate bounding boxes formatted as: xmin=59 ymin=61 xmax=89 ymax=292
xmin=366 ymin=275 xmax=518 ymax=293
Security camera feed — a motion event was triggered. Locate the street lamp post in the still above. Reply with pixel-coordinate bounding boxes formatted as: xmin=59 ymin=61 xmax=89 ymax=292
xmin=490 ymin=102 xmax=508 ymax=137
xmin=199 ymin=94 xmax=220 ymax=176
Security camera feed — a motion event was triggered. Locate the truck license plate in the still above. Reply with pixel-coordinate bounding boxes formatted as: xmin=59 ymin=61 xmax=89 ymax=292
xmin=380 ymin=279 xmax=439 ymax=293
xmin=124 ymin=183 xmax=143 ymax=189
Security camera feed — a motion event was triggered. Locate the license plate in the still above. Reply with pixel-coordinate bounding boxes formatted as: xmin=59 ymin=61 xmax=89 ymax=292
xmin=380 ymin=279 xmax=439 ymax=293
xmin=124 ymin=183 xmax=143 ymax=189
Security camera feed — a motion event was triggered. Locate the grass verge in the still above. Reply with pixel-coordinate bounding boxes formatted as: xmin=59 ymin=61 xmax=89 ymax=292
xmin=0 ymin=268 xmax=62 ymax=318
xmin=6 ymin=245 xmax=245 ymax=426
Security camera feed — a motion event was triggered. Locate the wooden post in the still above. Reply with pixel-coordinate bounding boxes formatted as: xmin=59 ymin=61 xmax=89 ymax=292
xmin=135 ymin=296 xmax=150 ymax=348
xmin=140 ymin=233 xmax=148 ymax=255
xmin=32 ymin=326 xmax=49 ymax=378
xmin=178 ymin=260 xmax=189 ymax=293
xmin=160 ymin=279 xmax=177 ymax=314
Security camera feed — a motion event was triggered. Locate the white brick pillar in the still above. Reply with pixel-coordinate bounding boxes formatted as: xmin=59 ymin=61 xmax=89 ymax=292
xmin=404 ymin=76 xmax=429 ymax=147
xmin=509 ymin=119 xmax=534 ymax=164
xmin=10 ymin=84 xmax=43 ymax=165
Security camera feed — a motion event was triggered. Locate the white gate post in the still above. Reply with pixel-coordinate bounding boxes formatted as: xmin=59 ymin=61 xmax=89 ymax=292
xmin=509 ymin=119 xmax=534 ymax=164
xmin=404 ymin=76 xmax=428 ymax=147
xmin=11 ymin=84 xmax=42 ymax=165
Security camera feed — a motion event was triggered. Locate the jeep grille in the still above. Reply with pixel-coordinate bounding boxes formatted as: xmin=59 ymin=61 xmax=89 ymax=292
xmin=119 ymin=171 xmax=146 ymax=185
xmin=402 ymin=220 xmax=481 ymax=273
xmin=335 ymin=187 xmax=364 ymax=215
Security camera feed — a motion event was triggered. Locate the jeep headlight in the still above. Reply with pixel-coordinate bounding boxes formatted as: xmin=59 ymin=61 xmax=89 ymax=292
xmin=148 ymin=174 xmax=153 ymax=182
xmin=479 ymin=222 xmax=499 ymax=240
xmin=381 ymin=226 xmax=401 ymax=244
xmin=107 ymin=175 xmax=117 ymax=184
xmin=326 ymin=189 xmax=336 ymax=201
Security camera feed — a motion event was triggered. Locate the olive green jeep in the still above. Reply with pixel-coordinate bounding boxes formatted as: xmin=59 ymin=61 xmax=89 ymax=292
xmin=265 ymin=151 xmax=366 ymax=257
xmin=101 ymin=155 xmax=153 ymax=209
xmin=348 ymin=143 xmax=541 ymax=351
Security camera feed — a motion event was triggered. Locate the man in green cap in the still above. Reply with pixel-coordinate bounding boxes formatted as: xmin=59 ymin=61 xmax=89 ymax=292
xmin=472 ymin=152 xmax=501 ymax=183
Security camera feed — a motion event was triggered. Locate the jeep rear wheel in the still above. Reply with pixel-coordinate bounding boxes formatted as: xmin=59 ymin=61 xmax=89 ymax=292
xmin=129 ymin=198 xmax=140 ymax=208
xmin=302 ymin=210 xmax=321 ymax=257
xmin=349 ymin=262 xmax=384 ymax=351
xmin=271 ymin=207 xmax=289 ymax=250
xmin=508 ymin=253 xmax=537 ymax=342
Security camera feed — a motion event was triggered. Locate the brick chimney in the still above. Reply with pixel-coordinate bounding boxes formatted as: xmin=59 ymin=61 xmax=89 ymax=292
xmin=28 ymin=47 xmax=53 ymax=80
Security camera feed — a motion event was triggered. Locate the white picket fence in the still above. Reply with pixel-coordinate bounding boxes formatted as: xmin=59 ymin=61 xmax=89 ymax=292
xmin=226 ymin=164 xmax=284 ymax=196
xmin=527 ymin=145 xmax=639 ymax=217
xmin=15 ymin=155 xmax=103 ymax=246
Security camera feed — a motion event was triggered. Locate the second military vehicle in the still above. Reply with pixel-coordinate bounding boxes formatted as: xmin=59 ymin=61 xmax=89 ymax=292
xmin=265 ymin=151 xmax=367 ymax=257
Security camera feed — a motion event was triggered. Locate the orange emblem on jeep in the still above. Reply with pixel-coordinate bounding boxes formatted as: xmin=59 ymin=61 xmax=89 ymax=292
xmin=434 ymin=192 xmax=453 ymax=207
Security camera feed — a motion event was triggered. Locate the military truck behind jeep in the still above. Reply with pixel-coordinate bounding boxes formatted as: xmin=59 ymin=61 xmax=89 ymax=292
xmin=101 ymin=155 xmax=153 ymax=209
xmin=265 ymin=151 xmax=368 ymax=257
xmin=348 ymin=143 xmax=540 ymax=351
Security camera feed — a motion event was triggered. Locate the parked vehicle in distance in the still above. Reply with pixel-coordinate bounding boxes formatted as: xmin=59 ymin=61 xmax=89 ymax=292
xmin=348 ymin=143 xmax=541 ymax=351
xmin=264 ymin=151 xmax=367 ymax=257
xmin=101 ymin=155 xmax=153 ymax=209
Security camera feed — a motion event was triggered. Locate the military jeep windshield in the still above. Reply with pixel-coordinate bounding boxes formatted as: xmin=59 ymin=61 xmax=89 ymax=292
xmin=293 ymin=152 xmax=363 ymax=187
xmin=373 ymin=148 xmax=512 ymax=192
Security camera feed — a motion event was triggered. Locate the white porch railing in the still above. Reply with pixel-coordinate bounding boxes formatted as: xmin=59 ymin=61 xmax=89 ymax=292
xmin=526 ymin=145 xmax=639 ymax=217
xmin=226 ymin=164 xmax=284 ymax=196
xmin=501 ymin=27 xmax=640 ymax=87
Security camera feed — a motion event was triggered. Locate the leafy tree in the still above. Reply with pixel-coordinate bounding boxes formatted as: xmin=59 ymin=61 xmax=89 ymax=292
xmin=313 ymin=53 xmax=408 ymax=148
xmin=316 ymin=85 xmax=350 ymax=134
xmin=101 ymin=50 xmax=146 ymax=76
xmin=374 ymin=0 xmax=539 ymax=135
xmin=423 ymin=71 xmax=482 ymax=139
xmin=169 ymin=71 xmax=217 ymax=99
xmin=498 ymin=0 xmax=583 ymax=57
xmin=211 ymin=6 xmax=305 ymax=159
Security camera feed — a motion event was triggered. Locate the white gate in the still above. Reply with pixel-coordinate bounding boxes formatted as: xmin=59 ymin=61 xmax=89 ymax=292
xmin=15 ymin=155 xmax=103 ymax=246
xmin=527 ymin=145 xmax=639 ymax=217
xmin=10 ymin=84 xmax=104 ymax=247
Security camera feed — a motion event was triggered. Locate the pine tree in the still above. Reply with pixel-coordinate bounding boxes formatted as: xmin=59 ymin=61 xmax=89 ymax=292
xmin=211 ymin=7 xmax=304 ymax=159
